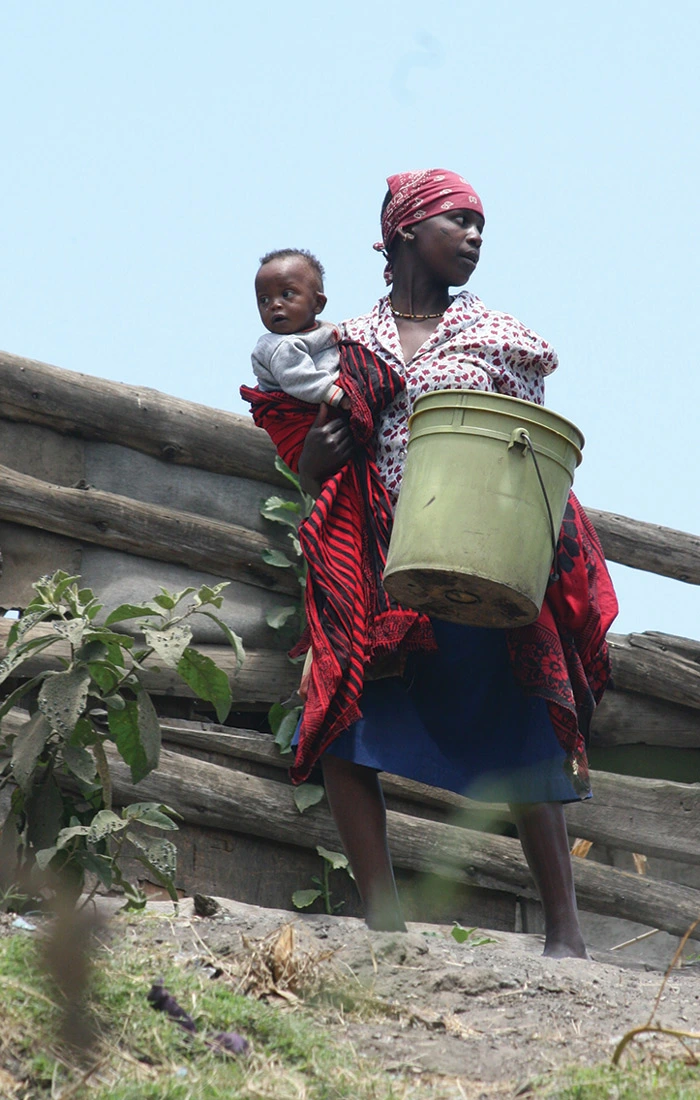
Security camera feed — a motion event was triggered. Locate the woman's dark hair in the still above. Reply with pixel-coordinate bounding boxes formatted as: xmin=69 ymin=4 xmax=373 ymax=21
xmin=258 ymin=248 xmax=325 ymax=290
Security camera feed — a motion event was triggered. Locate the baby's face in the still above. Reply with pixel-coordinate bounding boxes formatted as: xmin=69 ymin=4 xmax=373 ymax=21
xmin=255 ymin=257 xmax=326 ymax=335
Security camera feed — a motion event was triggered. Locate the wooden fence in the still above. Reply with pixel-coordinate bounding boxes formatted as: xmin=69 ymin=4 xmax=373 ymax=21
xmin=1 ymin=348 xmax=700 ymax=938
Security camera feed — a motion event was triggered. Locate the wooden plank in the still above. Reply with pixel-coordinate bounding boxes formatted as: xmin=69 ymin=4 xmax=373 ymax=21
xmin=5 ymin=706 xmax=700 ymax=904
xmin=0 ymin=629 xmax=299 ymax=709
xmin=0 ymin=463 xmax=297 ymax=596
xmin=591 ymin=688 xmax=700 ymax=750
xmin=96 ymin=743 xmax=700 ymax=941
xmin=608 ymin=632 xmax=700 ymax=711
xmin=627 ymin=632 xmax=700 ymax=666
xmin=132 ymin=716 xmax=700 ymax=865
xmin=0 ymin=349 xmax=285 ymax=485
xmin=585 ymin=506 xmax=700 ymax=585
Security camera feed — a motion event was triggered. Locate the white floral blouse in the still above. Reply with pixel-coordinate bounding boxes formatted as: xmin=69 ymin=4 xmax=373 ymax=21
xmin=341 ymin=291 xmax=558 ymax=500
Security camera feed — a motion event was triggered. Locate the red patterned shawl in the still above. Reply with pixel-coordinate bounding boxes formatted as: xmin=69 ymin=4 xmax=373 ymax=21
xmin=506 ymin=496 xmax=618 ymax=797
xmin=241 ymin=341 xmax=435 ymax=784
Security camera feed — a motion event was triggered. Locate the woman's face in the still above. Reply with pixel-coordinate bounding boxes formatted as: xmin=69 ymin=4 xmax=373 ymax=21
xmin=408 ymin=209 xmax=484 ymax=287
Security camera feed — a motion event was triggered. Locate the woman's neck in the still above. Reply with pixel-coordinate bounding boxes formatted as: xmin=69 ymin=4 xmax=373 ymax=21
xmin=389 ymin=270 xmax=452 ymax=318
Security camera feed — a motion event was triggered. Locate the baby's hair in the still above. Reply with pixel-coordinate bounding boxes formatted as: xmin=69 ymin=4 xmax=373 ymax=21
xmin=258 ymin=248 xmax=325 ymax=290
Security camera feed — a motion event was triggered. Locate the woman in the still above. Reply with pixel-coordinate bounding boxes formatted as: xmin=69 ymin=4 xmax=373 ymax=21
xmin=293 ymin=169 xmax=617 ymax=957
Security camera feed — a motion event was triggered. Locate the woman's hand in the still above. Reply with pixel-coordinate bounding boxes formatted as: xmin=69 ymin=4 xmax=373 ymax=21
xmin=298 ymin=403 xmax=354 ymax=497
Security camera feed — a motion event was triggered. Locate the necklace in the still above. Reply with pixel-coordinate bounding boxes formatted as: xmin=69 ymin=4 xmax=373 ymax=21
xmin=389 ymin=298 xmax=451 ymax=321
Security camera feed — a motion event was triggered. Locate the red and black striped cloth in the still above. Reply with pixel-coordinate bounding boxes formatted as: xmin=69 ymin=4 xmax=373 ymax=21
xmin=241 ymin=345 xmax=618 ymax=796
xmin=241 ymin=341 xmax=435 ymax=784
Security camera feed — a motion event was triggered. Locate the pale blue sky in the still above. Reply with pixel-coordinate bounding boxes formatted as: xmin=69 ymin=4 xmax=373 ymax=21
xmin=2 ymin=0 xmax=699 ymax=636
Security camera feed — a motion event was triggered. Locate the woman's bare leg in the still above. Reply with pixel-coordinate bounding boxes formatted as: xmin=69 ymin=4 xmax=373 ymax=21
xmin=321 ymin=755 xmax=406 ymax=931
xmin=510 ymin=801 xmax=588 ymax=959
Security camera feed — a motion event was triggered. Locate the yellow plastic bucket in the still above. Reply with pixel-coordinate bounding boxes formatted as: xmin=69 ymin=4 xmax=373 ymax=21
xmin=383 ymin=390 xmax=584 ymax=628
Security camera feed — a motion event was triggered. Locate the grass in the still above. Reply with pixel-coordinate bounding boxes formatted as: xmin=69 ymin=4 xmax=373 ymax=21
xmin=0 ymin=919 xmax=462 ymax=1100
xmin=533 ymin=1060 xmax=700 ymax=1098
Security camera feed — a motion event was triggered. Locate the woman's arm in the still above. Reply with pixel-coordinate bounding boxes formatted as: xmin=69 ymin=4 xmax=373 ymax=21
xmin=298 ymin=403 xmax=354 ymax=497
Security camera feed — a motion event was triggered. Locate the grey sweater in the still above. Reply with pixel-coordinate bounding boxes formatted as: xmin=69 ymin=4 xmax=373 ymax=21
xmin=251 ymin=322 xmax=343 ymax=405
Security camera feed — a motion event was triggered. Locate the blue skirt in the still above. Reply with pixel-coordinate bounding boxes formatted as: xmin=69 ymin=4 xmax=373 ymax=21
xmin=297 ymin=620 xmax=583 ymax=804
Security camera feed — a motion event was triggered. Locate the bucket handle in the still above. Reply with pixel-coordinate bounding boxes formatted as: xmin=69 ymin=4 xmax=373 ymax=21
xmin=508 ymin=428 xmax=560 ymax=583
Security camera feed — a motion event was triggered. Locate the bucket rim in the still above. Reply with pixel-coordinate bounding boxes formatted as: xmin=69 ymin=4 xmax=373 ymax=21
xmin=410 ymin=389 xmax=585 ymax=450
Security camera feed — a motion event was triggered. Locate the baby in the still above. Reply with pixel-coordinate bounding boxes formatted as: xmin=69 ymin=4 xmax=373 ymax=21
xmin=251 ymin=248 xmax=349 ymax=409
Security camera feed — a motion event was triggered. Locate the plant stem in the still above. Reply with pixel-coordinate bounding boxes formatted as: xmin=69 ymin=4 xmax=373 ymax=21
xmin=92 ymin=738 xmax=112 ymax=811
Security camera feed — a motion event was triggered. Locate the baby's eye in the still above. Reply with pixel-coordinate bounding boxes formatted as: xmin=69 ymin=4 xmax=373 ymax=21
xmin=258 ymin=296 xmax=269 ymax=305
xmin=282 ymin=289 xmax=295 ymax=299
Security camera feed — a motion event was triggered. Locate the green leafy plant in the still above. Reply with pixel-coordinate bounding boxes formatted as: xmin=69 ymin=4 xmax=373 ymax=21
xmin=450 ymin=922 xmax=498 ymax=947
xmin=260 ymin=457 xmax=316 ymax=769
xmin=292 ymin=845 xmax=355 ymax=915
xmin=261 ymin=456 xmax=313 ymax=644
xmin=0 ymin=571 xmax=245 ymax=908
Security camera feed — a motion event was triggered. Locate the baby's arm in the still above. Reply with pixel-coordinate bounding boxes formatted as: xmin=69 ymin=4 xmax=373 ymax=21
xmin=267 ymin=337 xmax=344 ymax=405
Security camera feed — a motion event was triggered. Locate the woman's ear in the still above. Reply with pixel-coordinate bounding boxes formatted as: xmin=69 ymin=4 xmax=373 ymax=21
xmin=397 ymin=227 xmax=415 ymax=242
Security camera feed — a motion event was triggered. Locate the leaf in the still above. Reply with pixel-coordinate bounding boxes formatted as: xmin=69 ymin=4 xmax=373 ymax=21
xmin=291 ymin=888 xmax=322 ymax=909
xmin=51 ymin=618 xmax=89 ymax=648
xmin=0 ymin=673 xmax=53 ymax=722
xmin=127 ymin=833 xmax=178 ymax=902
xmin=144 ymin=624 xmax=193 ymax=668
xmin=152 ymin=593 xmax=175 ymax=610
xmin=261 ymin=496 xmax=301 ymax=528
xmin=35 ymin=845 xmax=58 ymax=871
xmin=273 ymin=709 xmax=300 ymax=755
xmin=449 ymin=923 xmax=498 ymax=946
xmin=267 ymin=702 xmax=287 ymax=736
xmin=88 ymin=661 xmax=121 ymax=695
xmin=38 ymin=666 xmax=91 ymax=738
xmin=108 ymin=691 xmax=161 ymax=783
xmin=77 ymin=640 xmax=110 ymax=663
xmin=104 ymin=603 xmax=159 ymax=626
xmin=274 ymin=456 xmax=302 ymax=490
xmin=266 ymin=606 xmax=298 ymax=630
xmin=293 ymin=784 xmax=325 ymax=814
xmin=261 ymin=549 xmax=294 ymax=568
xmin=287 ymin=533 xmax=302 ymax=557
xmin=25 ymin=770 xmax=65 ymax=852
xmin=164 ymin=586 xmax=197 ymax=607
xmin=177 ymin=648 xmax=231 ymax=724
xmin=122 ymin=802 xmax=179 ymax=830
xmin=88 ymin=809 xmax=127 ymax=842
xmin=7 ymin=607 xmax=56 ymax=647
xmin=11 ymin=713 xmax=53 ymax=791
xmin=0 ymin=635 xmax=60 ymax=687
xmin=77 ymin=851 xmax=114 ymax=888
xmin=196 ymin=612 xmax=245 ymax=670
xmin=316 ymin=846 xmax=350 ymax=872
xmin=62 ymin=743 xmax=97 ymax=784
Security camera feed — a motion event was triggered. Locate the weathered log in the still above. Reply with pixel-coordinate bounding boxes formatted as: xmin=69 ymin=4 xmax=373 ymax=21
xmin=0 ymin=626 xmax=299 ymax=710
xmin=585 ymin=506 xmax=700 ymax=585
xmin=0 ymin=349 xmax=284 ymax=485
xmin=608 ymin=632 xmax=700 ymax=711
xmin=627 ymin=632 xmax=700 ymax=666
xmin=99 ymin=744 xmax=700 ymax=941
xmin=4 ymin=706 xmax=700 ymax=928
xmin=153 ymin=718 xmax=700 ymax=865
xmin=591 ymin=688 xmax=700 ymax=749
xmin=0 ymin=463 xmax=297 ymax=596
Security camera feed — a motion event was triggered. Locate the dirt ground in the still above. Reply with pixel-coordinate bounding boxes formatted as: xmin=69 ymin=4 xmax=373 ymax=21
xmin=89 ymin=895 xmax=700 ymax=1099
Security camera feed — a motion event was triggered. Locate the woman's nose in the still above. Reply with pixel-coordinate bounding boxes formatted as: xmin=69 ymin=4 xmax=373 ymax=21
xmin=466 ymin=225 xmax=482 ymax=248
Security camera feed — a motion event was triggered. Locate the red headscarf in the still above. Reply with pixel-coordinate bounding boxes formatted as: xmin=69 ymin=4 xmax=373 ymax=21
xmin=374 ymin=169 xmax=484 ymax=284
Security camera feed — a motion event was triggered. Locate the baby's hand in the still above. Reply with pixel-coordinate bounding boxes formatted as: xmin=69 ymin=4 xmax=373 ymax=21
xmin=339 ymin=395 xmax=352 ymax=411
